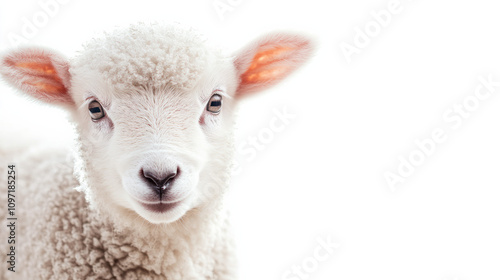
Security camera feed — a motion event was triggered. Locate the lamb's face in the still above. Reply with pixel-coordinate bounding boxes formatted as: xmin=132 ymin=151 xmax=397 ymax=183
xmin=0 ymin=23 xmax=314 ymax=225
xmin=74 ymin=84 xmax=235 ymax=223
xmin=69 ymin=30 xmax=238 ymax=223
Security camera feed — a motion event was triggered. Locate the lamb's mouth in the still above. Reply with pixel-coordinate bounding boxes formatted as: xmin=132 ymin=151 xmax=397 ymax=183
xmin=140 ymin=201 xmax=181 ymax=213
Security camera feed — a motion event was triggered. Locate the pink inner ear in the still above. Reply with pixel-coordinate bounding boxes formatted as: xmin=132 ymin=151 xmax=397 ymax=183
xmin=235 ymin=34 xmax=314 ymax=97
xmin=247 ymin=47 xmax=293 ymax=71
xmin=12 ymin=61 xmax=66 ymax=93
xmin=241 ymin=46 xmax=293 ymax=84
xmin=1 ymin=49 xmax=73 ymax=105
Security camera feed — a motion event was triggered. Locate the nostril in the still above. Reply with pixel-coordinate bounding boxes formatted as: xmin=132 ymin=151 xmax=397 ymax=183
xmin=142 ymin=169 xmax=159 ymax=188
xmin=141 ymin=168 xmax=179 ymax=193
xmin=161 ymin=171 xmax=177 ymax=191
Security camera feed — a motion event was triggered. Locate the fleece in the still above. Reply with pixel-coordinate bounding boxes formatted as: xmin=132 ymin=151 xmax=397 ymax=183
xmin=72 ymin=22 xmax=212 ymax=92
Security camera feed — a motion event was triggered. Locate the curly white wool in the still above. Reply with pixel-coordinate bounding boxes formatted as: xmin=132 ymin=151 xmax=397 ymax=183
xmin=73 ymin=23 xmax=209 ymax=91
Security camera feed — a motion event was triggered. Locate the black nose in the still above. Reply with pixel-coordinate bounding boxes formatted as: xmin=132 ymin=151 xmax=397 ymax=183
xmin=141 ymin=168 xmax=178 ymax=195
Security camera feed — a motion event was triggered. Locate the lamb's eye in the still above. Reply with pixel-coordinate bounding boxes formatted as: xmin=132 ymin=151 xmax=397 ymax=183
xmin=88 ymin=100 xmax=105 ymax=121
xmin=206 ymin=94 xmax=222 ymax=114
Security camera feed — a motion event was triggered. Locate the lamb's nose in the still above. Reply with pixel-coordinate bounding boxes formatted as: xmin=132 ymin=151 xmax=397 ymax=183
xmin=141 ymin=168 xmax=178 ymax=194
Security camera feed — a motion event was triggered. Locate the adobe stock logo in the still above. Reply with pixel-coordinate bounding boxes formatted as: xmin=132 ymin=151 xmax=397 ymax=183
xmin=232 ymin=105 xmax=295 ymax=175
xmin=281 ymin=235 xmax=340 ymax=280
xmin=385 ymin=74 xmax=500 ymax=191
xmin=7 ymin=0 xmax=71 ymax=47
xmin=212 ymin=0 xmax=243 ymax=21
xmin=339 ymin=0 xmax=417 ymax=63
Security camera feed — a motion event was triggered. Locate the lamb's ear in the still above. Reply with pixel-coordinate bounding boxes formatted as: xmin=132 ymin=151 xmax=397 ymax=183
xmin=0 ymin=47 xmax=74 ymax=107
xmin=234 ymin=33 xmax=314 ymax=98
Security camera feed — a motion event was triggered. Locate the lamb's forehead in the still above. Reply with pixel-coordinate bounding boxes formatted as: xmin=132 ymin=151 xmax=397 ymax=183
xmin=72 ymin=23 xmax=218 ymax=92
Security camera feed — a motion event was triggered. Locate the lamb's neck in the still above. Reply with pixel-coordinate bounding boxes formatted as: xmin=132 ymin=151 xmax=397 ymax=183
xmin=85 ymin=199 xmax=234 ymax=278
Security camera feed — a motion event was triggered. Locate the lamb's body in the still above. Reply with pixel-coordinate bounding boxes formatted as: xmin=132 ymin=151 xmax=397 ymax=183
xmin=0 ymin=23 xmax=312 ymax=279
xmin=1 ymin=147 xmax=235 ymax=279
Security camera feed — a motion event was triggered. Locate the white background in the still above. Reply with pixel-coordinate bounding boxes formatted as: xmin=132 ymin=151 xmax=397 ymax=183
xmin=1 ymin=1 xmax=500 ymax=279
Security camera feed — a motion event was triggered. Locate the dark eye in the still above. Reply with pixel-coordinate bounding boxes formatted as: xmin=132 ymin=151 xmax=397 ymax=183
xmin=88 ymin=100 xmax=105 ymax=121
xmin=206 ymin=94 xmax=222 ymax=114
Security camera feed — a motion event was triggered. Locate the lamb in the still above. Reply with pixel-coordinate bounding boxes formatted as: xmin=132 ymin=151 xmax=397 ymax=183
xmin=0 ymin=22 xmax=314 ymax=279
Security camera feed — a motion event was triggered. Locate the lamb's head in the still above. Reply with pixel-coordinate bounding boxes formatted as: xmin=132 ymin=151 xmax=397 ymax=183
xmin=0 ymin=23 xmax=313 ymax=225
